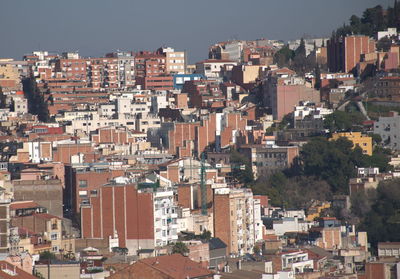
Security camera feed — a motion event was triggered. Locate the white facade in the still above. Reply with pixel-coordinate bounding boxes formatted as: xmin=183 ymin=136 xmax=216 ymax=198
xmin=151 ymin=93 xmax=169 ymax=114
xmin=195 ymin=60 xmax=238 ymax=79
xmin=13 ymin=97 xmax=28 ymax=114
xmin=224 ymin=41 xmax=244 ymax=63
xmin=272 ymin=217 xmax=313 ymax=236
xmin=153 ymin=189 xmax=178 ymax=247
xmin=377 ymin=28 xmax=398 ymax=40
xmin=374 ymin=112 xmax=400 ymax=151
xmin=293 ymin=102 xmax=333 ymax=120
xmin=281 ymin=251 xmax=313 ymax=274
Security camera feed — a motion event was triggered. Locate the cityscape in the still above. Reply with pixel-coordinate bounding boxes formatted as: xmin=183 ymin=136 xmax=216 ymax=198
xmin=0 ymin=1 xmax=400 ymax=279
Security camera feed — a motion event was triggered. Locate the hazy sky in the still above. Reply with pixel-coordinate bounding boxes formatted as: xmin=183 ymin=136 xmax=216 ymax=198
xmin=0 ymin=0 xmax=391 ymax=63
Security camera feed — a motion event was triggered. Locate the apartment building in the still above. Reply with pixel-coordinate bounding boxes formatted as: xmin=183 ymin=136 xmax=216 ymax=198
xmin=81 ymin=180 xmax=155 ymax=255
xmin=213 ymin=188 xmax=260 ymax=255
xmin=378 ymin=242 xmax=400 ymax=258
xmin=106 ymin=51 xmax=135 ymax=88
xmin=374 ymin=111 xmax=400 ymax=151
xmin=327 ymin=35 xmax=376 ymax=73
xmin=0 ymin=59 xmax=25 ymax=91
xmin=239 ymin=144 xmax=299 ymax=179
xmin=331 ymin=132 xmax=372 ymax=155
xmin=153 ymin=189 xmax=178 ymax=247
xmin=12 ymin=179 xmax=63 ymax=217
xmin=195 ymin=59 xmax=237 ymax=80
xmin=262 ymin=71 xmax=320 ymax=121
xmin=162 ymin=47 xmax=186 ymax=74
xmin=64 ymin=163 xmax=124 ymax=214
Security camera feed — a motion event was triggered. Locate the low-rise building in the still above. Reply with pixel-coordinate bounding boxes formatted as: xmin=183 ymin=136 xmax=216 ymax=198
xmin=331 ymin=132 xmax=372 ymax=156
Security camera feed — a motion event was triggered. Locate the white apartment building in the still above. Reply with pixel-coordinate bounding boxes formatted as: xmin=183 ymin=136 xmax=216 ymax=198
xmin=281 ymin=251 xmax=314 ymax=274
xmin=374 ymin=112 xmax=400 ymax=151
xmin=195 ymin=60 xmax=238 ymax=80
xmin=272 ymin=217 xmax=313 ymax=236
xmin=214 ymin=188 xmax=261 ymax=255
xmin=153 ymin=189 xmax=179 ymax=247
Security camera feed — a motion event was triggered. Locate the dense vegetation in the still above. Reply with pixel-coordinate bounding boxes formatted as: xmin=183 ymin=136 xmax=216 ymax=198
xmin=359 ymin=179 xmax=400 ymax=251
xmin=335 ymin=4 xmax=400 ymax=38
xmin=273 ymin=38 xmax=317 ymax=76
xmin=250 ymin=137 xmax=392 ymax=208
xmin=323 ymin=110 xmax=365 ymax=132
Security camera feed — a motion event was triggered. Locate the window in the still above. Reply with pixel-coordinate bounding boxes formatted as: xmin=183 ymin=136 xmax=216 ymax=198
xmin=79 ymin=190 xmax=88 ymax=197
xmin=90 ymin=190 xmax=98 ymax=197
xmin=51 ymin=233 xmax=58 ymax=240
xmin=79 ymin=180 xmax=87 ymax=188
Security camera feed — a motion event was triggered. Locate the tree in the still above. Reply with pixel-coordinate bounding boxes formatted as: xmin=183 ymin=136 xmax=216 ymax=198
xmin=359 ymin=179 xmax=400 ymax=250
xmin=40 ymin=251 xmax=56 ymax=261
xmin=349 ymin=15 xmax=362 ymax=34
xmin=251 ymin=172 xmax=331 ymax=208
xmin=200 ymin=229 xmax=212 ymax=241
xmin=274 ymin=45 xmax=295 ymax=68
xmin=295 ymin=38 xmax=306 ymax=57
xmin=361 ymin=5 xmax=385 ymax=36
xmin=172 ymin=242 xmax=189 ymax=256
xmin=376 ymin=37 xmax=392 ymax=52
xmin=230 ymin=148 xmax=254 ymax=185
xmin=323 ymin=110 xmax=365 ymax=133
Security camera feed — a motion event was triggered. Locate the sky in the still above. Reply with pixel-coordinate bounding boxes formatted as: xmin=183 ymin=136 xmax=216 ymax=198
xmin=0 ymin=0 xmax=391 ymax=63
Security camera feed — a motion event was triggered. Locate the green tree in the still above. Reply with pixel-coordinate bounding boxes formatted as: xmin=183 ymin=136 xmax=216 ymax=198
xmin=376 ymin=37 xmax=392 ymax=52
xmin=296 ymin=137 xmax=356 ymax=193
xmin=200 ymin=229 xmax=212 ymax=241
xmin=274 ymin=45 xmax=295 ymax=68
xmin=40 ymin=251 xmax=56 ymax=260
xmin=295 ymin=38 xmax=306 ymax=57
xmin=230 ymin=148 xmax=254 ymax=185
xmin=172 ymin=242 xmax=189 ymax=256
xmin=359 ymin=179 xmax=400 ymax=250
xmin=251 ymin=172 xmax=331 ymax=208
xmin=323 ymin=110 xmax=365 ymax=132
xmin=349 ymin=15 xmax=362 ymax=34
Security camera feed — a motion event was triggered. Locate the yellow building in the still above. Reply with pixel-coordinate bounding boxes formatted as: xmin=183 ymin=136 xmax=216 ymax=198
xmin=331 ymin=132 xmax=373 ymax=156
xmin=306 ymin=202 xmax=331 ymax=221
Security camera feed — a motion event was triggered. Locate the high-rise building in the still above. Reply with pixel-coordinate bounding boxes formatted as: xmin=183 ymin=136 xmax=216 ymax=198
xmin=327 ymin=35 xmax=376 ymax=73
xmin=153 ymin=189 xmax=179 ymax=247
xmin=213 ymin=188 xmax=260 ymax=255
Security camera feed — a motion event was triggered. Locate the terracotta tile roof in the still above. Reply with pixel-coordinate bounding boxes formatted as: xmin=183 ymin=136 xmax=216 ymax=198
xmin=109 ymin=254 xmax=213 ymax=279
xmin=0 ymin=260 xmax=37 ymax=278
xmin=10 ymin=201 xmax=41 ymax=210
xmin=140 ymin=254 xmax=213 ymax=279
